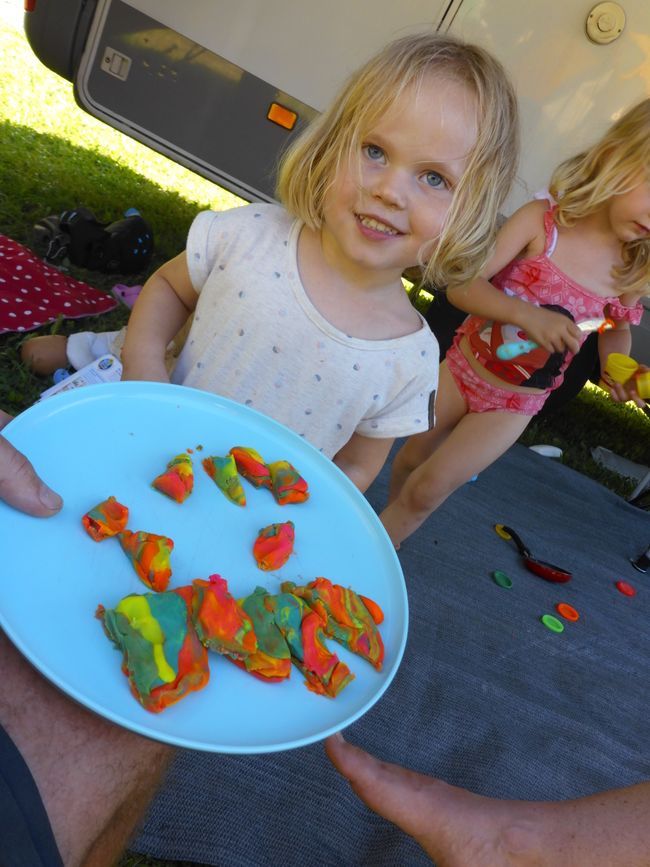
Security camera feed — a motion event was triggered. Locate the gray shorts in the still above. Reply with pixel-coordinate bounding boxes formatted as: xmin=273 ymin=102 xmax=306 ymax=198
xmin=0 ymin=723 xmax=63 ymax=867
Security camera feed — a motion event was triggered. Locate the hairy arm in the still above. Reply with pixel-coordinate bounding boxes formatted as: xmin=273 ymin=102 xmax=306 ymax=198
xmin=333 ymin=434 xmax=394 ymax=493
xmin=447 ymin=200 xmax=581 ymax=354
xmin=121 ymin=252 xmax=198 ymax=382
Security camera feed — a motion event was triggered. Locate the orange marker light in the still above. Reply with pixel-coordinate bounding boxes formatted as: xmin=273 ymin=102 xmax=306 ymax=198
xmin=267 ymin=103 xmax=298 ymax=130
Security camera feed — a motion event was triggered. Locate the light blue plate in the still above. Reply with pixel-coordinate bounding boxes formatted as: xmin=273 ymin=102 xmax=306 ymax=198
xmin=0 ymin=382 xmax=408 ymax=753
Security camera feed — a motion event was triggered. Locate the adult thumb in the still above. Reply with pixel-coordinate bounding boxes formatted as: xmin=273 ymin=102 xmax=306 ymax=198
xmin=0 ymin=434 xmax=63 ymax=517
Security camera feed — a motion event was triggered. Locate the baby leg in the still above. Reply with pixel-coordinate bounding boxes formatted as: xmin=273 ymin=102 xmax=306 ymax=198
xmin=21 ymin=330 xmax=123 ymax=376
xmin=20 ymin=335 xmax=69 ymax=375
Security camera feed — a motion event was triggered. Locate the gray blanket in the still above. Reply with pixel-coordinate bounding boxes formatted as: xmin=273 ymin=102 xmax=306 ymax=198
xmin=134 ymin=443 xmax=650 ymax=866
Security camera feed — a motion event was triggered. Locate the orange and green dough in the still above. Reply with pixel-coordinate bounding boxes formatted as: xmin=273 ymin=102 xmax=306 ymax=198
xmin=82 ymin=496 xmax=129 ymax=541
xmin=230 ymin=446 xmax=272 ymax=489
xmin=151 ymin=453 xmax=194 ymax=503
xmin=96 ymin=585 xmax=209 ymax=713
xmin=229 ymin=586 xmax=292 ymax=682
xmin=268 ymin=460 xmax=309 ymax=505
xmin=118 ymin=530 xmax=174 ymax=592
xmin=282 ymin=578 xmax=384 ymax=670
xmin=191 ymin=574 xmax=257 ymax=659
xmin=266 ymin=591 xmax=353 ymax=697
xmin=202 ymin=454 xmax=246 ymax=506
xmin=253 ymin=521 xmax=295 ymax=571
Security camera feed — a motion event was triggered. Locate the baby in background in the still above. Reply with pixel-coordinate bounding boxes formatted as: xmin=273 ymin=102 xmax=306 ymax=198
xmin=22 ymin=32 xmax=519 ymax=492
xmin=382 ymin=98 xmax=650 ymax=547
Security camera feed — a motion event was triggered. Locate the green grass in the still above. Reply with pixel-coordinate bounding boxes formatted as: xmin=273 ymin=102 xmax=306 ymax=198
xmin=0 ymin=20 xmax=243 ymax=417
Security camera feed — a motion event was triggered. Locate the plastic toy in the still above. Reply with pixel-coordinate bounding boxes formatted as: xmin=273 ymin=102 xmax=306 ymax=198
xmin=496 ymin=317 xmax=614 ymax=361
xmin=630 ymin=543 xmax=650 ymax=573
xmin=494 ymin=524 xmax=572 ymax=583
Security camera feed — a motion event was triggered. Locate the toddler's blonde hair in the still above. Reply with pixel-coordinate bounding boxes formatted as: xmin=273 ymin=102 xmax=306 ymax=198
xmin=277 ymin=32 xmax=519 ymax=288
xmin=550 ymin=98 xmax=650 ymax=293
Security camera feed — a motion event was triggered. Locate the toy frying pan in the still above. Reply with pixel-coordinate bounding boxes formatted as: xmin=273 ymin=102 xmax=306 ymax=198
xmin=494 ymin=524 xmax=572 ymax=583
xmin=496 ymin=317 xmax=615 ymax=361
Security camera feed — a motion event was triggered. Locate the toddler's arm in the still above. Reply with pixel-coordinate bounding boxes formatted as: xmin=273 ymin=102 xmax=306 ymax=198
xmin=333 ymin=434 xmax=394 ymax=493
xmin=447 ymin=201 xmax=582 ymax=355
xmin=600 ymin=293 xmax=648 ymax=406
xmin=121 ymin=252 xmax=198 ymax=382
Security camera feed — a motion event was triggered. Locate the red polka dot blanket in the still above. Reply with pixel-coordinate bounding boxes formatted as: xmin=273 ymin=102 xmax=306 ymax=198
xmin=0 ymin=235 xmax=118 ymax=334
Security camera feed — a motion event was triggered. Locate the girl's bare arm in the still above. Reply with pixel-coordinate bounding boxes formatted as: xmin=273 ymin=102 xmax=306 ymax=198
xmin=333 ymin=434 xmax=394 ymax=493
xmin=447 ymin=201 xmax=581 ymax=354
xmin=121 ymin=252 xmax=198 ymax=382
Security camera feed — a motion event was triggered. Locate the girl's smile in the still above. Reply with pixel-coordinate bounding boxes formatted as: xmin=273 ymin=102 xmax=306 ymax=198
xmin=355 ymin=213 xmax=403 ymax=238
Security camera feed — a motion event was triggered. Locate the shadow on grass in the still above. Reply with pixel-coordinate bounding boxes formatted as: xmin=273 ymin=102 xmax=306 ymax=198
xmin=0 ymin=119 xmax=209 ymax=414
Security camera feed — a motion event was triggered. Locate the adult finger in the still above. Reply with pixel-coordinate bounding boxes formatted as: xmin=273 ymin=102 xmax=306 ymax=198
xmin=0 ymin=435 xmax=63 ymax=516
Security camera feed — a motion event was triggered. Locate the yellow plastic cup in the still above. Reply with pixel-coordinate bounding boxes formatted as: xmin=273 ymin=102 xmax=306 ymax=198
xmin=604 ymin=353 xmax=639 ymax=384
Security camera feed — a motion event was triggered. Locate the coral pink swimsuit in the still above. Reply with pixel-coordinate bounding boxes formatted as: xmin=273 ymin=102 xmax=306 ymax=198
xmin=455 ymin=206 xmax=643 ymax=394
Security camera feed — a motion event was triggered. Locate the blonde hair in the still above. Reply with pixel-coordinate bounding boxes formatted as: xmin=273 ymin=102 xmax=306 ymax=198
xmin=276 ymin=32 xmax=519 ymax=288
xmin=550 ymin=98 xmax=650 ymax=293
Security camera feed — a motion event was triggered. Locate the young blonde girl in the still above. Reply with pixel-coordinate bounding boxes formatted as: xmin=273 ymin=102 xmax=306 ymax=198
xmin=22 ymin=33 xmax=518 ymax=492
xmin=382 ymin=98 xmax=650 ymax=546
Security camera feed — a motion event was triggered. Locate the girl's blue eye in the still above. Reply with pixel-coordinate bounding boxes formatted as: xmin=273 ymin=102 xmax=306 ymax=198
xmin=364 ymin=144 xmax=385 ymax=161
xmin=423 ymin=171 xmax=446 ymax=189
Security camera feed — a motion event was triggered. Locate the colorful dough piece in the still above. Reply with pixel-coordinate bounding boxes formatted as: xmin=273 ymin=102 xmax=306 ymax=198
xmin=96 ymin=585 xmax=210 ymax=713
xmin=267 ymin=591 xmax=353 ymax=697
xmin=82 ymin=496 xmax=129 ymax=541
xmin=202 ymin=454 xmax=246 ymax=506
xmin=283 ymin=578 xmax=384 ymax=670
xmin=268 ymin=460 xmax=309 ymax=505
xmin=191 ymin=574 xmax=257 ymax=660
xmin=230 ymin=586 xmax=292 ymax=682
xmin=152 ymin=453 xmax=194 ymax=503
xmin=230 ymin=446 xmax=272 ymax=489
xmin=118 ymin=530 xmax=174 ymax=592
xmin=253 ymin=521 xmax=295 ymax=571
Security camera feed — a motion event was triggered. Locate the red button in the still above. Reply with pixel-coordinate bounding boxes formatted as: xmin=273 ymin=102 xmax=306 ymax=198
xmin=615 ymin=581 xmax=636 ymax=597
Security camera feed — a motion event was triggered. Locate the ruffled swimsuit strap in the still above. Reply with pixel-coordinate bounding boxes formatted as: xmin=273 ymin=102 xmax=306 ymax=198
xmin=542 ymin=206 xmax=559 ymax=257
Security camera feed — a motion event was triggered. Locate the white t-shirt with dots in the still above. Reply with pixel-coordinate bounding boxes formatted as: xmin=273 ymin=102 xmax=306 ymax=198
xmin=171 ymin=204 xmax=438 ymax=458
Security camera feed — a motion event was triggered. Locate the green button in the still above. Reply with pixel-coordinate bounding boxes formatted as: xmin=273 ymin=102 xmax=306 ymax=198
xmin=541 ymin=614 xmax=564 ymax=633
xmin=492 ymin=570 xmax=512 ymax=589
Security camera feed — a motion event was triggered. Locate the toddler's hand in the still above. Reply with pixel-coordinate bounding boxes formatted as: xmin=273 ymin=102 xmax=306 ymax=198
xmin=608 ymin=364 xmax=649 ymax=408
xmin=519 ymin=306 xmax=582 ymax=355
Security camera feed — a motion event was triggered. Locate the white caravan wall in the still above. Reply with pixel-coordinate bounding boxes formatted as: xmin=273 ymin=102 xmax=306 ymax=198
xmin=122 ymin=0 xmax=450 ymax=109
xmin=444 ymin=0 xmax=650 ymax=214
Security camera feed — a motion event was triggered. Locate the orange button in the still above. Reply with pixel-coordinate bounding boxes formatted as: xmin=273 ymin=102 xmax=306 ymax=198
xmin=555 ymin=602 xmax=579 ymax=621
xmin=267 ymin=103 xmax=298 ymax=130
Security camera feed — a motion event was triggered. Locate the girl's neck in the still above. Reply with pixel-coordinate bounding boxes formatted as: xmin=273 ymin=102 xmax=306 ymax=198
xmin=295 ymin=225 xmax=421 ymax=339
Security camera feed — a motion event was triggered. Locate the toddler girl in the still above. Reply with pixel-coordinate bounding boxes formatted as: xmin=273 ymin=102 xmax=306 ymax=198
xmin=23 ymin=33 xmax=518 ymax=491
xmin=382 ymin=98 xmax=650 ymax=544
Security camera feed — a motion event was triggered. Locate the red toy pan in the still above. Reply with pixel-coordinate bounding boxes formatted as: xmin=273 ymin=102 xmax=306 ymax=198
xmin=494 ymin=524 xmax=572 ymax=583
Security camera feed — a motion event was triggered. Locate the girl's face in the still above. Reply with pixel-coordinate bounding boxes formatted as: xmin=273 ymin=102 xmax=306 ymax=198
xmin=607 ymin=176 xmax=650 ymax=243
xmin=321 ymin=74 xmax=478 ymax=286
